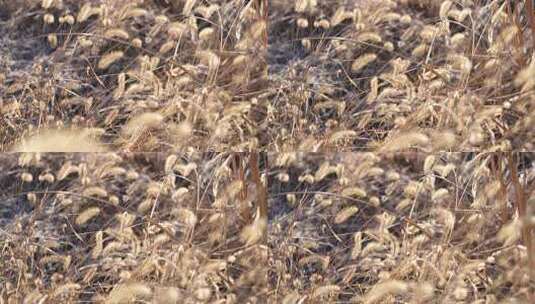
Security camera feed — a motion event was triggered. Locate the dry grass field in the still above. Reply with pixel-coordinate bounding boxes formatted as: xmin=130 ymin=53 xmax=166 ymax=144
xmin=1 ymin=0 xmax=535 ymax=303
xmin=268 ymin=152 xmax=535 ymax=303
xmin=2 ymin=0 xmax=534 ymax=152
xmin=1 ymin=152 xmax=268 ymax=303
xmin=1 ymin=0 xmax=268 ymax=152
xmin=268 ymin=0 xmax=535 ymax=151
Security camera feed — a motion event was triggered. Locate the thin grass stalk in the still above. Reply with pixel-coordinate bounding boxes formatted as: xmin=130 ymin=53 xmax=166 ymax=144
xmin=525 ymin=0 xmax=535 ymax=51
xmin=509 ymin=0 xmax=527 ymax=65
xmin=233 ymin=153 xmax=251 ymax=223
xmin=490 ymin=155 xmax=510 ymax=223
xmin=506 ymin=152 xmax=535 ymax=282
xmin=257 ymin=0 xmax=268 ymax=48
xmin=249 ymin=152 xmax=267 ymax=241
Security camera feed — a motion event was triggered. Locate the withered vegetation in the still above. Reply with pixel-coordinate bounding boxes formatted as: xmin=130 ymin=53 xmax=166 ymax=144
xmin=2 ymin=0 xmax=535 ymax=303
xmin=1 ymin=153 xmax=267 ymax=303
xmin=268 ymin=152 xmax=535 ymax=303
xmin=268 ymin=0 xmax=535 ymax=151
xmin=1 ymin=0 xmax=268 ymax=152
xmin=2 ymin=0 xmax=535 ymax=151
